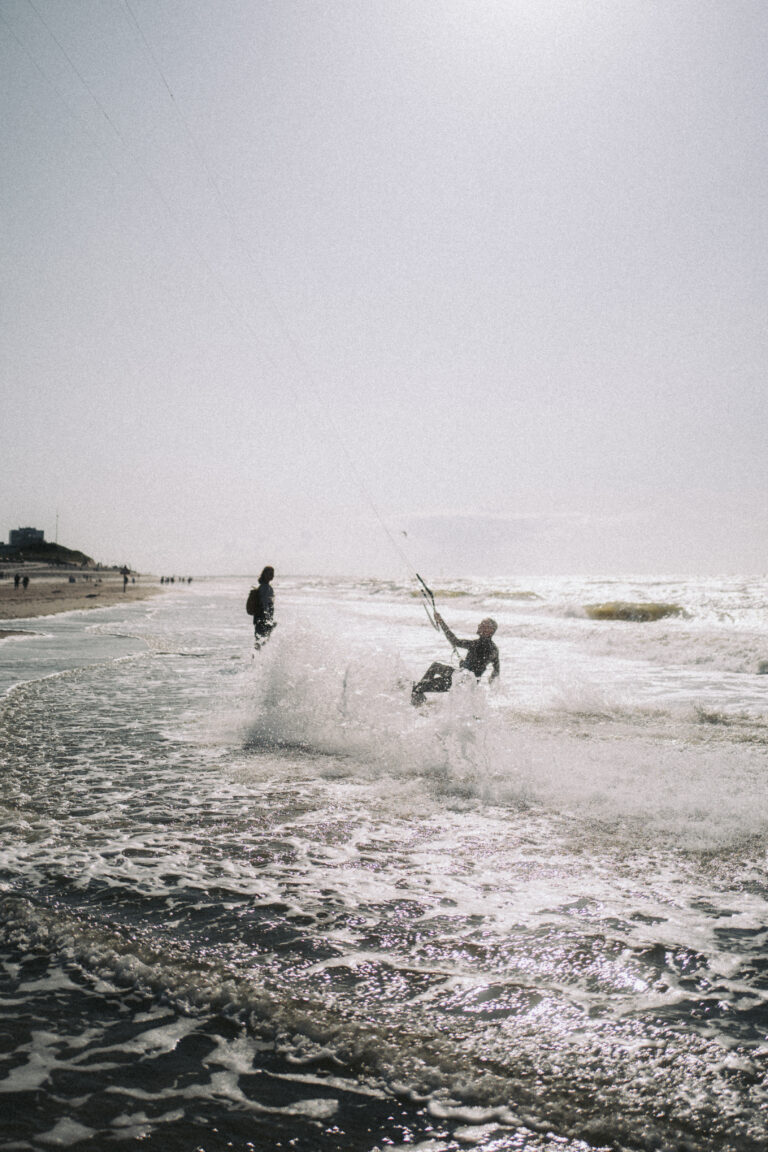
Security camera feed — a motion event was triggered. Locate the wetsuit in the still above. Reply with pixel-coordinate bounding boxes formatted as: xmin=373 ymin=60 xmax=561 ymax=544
xmin=411 ymin=623 xmax=499 ymax=704
xmin=249 ymin=582 xmax=275 ymax=646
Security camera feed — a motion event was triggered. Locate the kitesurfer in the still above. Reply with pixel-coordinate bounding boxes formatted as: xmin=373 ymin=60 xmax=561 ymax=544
xmin=411 ymin=612 xmax=499 ymax=705
xmin=246 ymin=566 xmax=276 ymax=648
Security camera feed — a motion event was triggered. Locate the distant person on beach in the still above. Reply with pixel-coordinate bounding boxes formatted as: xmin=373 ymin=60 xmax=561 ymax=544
xmin=246 ymin=566 xmax=275 ymax=648
xmin=411 ymin=612 xmax=499 ymax=705
xmin=22 ymin=575 xmax=29 ymax=591
xmin=14 ymin=573 xmax=20 ymax=590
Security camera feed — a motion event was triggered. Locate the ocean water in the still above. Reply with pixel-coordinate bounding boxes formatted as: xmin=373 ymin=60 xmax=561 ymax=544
xmin=0 ymin=574 xmax=767 ymax=1152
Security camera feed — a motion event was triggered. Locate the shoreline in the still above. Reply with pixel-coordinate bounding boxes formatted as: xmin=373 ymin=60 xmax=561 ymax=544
xmin=0 ymin=572 xmax=163 ymax=631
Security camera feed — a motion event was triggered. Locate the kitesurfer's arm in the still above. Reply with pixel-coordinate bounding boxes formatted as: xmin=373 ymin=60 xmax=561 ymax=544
xmin=433 ymin=612 xmax=469 ymax=650
xmin=489 ymin=647 xmax=500 ymax=682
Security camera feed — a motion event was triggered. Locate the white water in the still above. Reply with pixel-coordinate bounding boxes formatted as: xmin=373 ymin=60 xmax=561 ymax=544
xmin=0 ymin=574 xmax=767 ymax=1151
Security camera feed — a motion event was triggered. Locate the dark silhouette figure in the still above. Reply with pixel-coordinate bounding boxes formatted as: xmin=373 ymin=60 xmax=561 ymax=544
xmin=14 ymin=573 xmax=20 ymax=590
xmin=246 ymin=566 xmax=275 ymax=648
xmin=22 ymin=575 xmax=29 ymax=591
xmin=412 ymin=612 xmax=499 ymax=705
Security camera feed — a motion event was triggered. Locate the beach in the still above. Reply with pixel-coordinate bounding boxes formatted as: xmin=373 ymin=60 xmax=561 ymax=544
xmin=0 ymin=573 xmax=767 ymax=1150
xmin=0 ymin=570 xmax=162 ymax=633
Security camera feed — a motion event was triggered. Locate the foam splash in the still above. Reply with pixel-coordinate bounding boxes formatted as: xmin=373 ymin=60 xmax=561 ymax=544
xmin=240 ymin=619 xmax=499 ymax=791
xmin=235 ymin=622 xmax=768 ymax=850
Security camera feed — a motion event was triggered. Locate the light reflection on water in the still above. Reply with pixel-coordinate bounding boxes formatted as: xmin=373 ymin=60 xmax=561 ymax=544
xmin=0 ymin=576 xmax=767 ymax=1150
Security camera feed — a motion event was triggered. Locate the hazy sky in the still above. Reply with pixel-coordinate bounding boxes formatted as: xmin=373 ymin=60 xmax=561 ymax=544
xmin=2 ymin=0 xmax=766 ymax=577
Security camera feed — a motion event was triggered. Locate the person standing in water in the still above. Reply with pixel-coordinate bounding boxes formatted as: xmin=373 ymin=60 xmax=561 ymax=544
xmin=246 ymin=566 xmax=276 ymax=648
xmin=411 ymin=612 xmax=499 ymax=705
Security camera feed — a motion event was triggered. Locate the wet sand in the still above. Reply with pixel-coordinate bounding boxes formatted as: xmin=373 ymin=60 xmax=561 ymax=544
xmin=0 ymin=573 xmax=162 ymax=634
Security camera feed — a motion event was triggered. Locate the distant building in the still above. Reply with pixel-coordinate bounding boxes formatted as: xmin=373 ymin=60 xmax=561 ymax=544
xmin=9 ymin=527 xmax=45 ymax=547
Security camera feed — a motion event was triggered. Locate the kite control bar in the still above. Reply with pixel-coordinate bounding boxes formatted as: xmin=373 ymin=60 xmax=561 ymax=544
xmin=416 ymin=573 xmax=440 ymax=630
xmin=415 ymin=573 xmax=462 ymax=658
